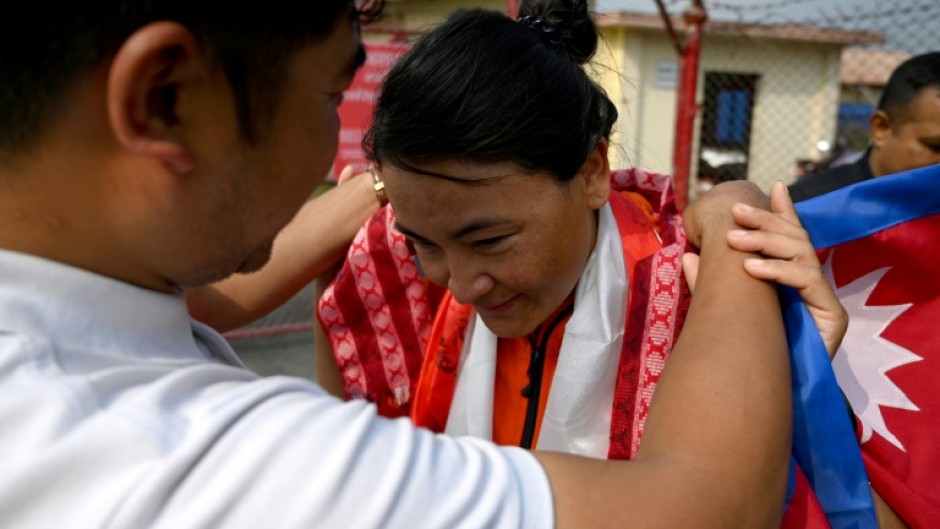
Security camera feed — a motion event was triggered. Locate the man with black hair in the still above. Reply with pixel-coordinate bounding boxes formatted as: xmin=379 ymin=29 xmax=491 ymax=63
xmin=790 ymin=51 xmax=940 ymax=202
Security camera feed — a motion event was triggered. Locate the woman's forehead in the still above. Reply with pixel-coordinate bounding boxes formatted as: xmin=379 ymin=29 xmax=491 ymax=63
xmin=385 ymin=159 xmax=526 ymax=182
xmin=387 ymin=165 xmax=562 ymax=207
xmin=388 ymin=169 xmax=577 ymax=238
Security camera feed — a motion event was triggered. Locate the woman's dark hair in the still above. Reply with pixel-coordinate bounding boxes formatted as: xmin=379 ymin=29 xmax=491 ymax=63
xmin=365 ymin=0 xmax=617 ymax=183
xmin=0 ymin=0 xmax=382 ymax=156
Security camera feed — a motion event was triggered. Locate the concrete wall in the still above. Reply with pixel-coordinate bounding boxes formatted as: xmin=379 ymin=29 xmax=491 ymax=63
xmin=599 ymin=28 xmax=842 ymax=192
xmin=700 ymin=35 xmax=841 ymax=189
xmin=599 ymin=29 xmax=679 ymax=175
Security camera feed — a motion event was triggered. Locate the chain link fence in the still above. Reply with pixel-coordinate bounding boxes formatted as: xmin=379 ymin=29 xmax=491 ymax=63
xmin=681 ymin=0 xmax=939 ymax=194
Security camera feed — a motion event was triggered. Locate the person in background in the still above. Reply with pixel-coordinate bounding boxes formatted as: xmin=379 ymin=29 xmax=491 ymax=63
xmin=789 ymin=51 xmax=940 ymax=202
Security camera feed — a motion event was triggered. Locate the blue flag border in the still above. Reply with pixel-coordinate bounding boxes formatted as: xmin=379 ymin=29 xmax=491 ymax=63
xmin=797 ymin=163 xmax=940 ymax=248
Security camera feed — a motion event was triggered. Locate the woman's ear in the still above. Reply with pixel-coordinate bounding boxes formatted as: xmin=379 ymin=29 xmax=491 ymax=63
xmin=107 ymin=22 xmax=203 ymax=174
xmin=580 ymin=137 xmax=611 ymax=210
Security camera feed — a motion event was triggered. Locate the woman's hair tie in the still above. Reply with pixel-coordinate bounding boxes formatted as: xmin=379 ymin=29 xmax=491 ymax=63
xmin=517 ymin=15 xmax=562 ymax=47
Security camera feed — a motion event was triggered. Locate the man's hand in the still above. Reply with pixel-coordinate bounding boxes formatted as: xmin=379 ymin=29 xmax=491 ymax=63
xmin=682 ymin=180 xmax=771 ymax=249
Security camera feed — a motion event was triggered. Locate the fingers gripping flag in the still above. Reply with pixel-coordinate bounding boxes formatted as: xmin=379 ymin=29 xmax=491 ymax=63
xmin=793 ymin=163 xmax=940 ymax=529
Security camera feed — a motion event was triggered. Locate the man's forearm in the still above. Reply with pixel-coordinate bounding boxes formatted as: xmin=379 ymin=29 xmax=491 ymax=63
xmin=538 ymin=182 xmax=791 ymax=529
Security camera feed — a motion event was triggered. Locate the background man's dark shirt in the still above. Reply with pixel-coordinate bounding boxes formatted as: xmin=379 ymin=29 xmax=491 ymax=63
xmin=789 ymin=154 xmax=874 ymax=202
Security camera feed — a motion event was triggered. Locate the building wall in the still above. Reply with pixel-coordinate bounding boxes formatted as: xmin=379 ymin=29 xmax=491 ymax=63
xmin=594 ymin=27 xmax=634 ymax=170
xmin=599 ymin=29 xmax=679 ymax=175
xmin=700 ymin=35 xmax=841 ymax=189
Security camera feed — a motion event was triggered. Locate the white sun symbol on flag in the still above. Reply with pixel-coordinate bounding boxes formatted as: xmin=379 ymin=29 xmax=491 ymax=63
xmin=826 ymin=251 xmax=923 ymax=452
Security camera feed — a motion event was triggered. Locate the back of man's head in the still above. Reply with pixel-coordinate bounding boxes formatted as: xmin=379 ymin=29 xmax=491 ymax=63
xmin=0 ymin=2 xmax=353 ymax=162
xmin=876 ymin=51 xmax=940 ymax=127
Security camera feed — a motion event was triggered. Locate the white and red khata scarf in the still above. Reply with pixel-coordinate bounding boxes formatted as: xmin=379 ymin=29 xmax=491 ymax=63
xmin=316 ymin=168 xmax=687 ymax=460
xmin=407 ymin=188 xmax=677 ymax=458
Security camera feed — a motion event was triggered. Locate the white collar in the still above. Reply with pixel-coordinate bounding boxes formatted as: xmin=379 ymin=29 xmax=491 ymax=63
xmin=0 ymin=249 xmax=240 ymax=365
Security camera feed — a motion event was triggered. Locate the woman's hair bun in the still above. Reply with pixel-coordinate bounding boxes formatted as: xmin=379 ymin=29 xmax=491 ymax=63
xmin=518 ymin=0 xmax=599 ymax=65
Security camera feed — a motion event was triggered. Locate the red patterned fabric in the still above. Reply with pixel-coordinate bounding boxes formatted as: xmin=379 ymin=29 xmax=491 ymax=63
xmin=317 ymin=168 xmax=686 ymax=431
xmin=316 ymin=207 xmax=444 ymax=417
xmin=608 ymin=240 xmax=692 ymax=459
xmin=609 ymin=168 xmax=683 ymax=246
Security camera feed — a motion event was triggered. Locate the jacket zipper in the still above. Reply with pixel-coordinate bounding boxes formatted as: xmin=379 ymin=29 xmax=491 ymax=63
xmin=519 ymin=302 xmax=574 ymax=449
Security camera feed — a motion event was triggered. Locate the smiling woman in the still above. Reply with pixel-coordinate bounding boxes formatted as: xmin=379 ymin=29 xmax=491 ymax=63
xmin=384 ymin=158 xmax=605 ymax=340
xmin=318 ymin=0 xmax=687 ymax=456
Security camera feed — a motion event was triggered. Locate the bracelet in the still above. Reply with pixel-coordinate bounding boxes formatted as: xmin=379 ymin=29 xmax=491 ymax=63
xmin=369 ymin=165 xmax=388 ymax=206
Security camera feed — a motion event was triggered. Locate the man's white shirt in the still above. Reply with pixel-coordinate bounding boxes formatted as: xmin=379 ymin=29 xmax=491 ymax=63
xmin=0 ymin=249 xmax=553 ymax=528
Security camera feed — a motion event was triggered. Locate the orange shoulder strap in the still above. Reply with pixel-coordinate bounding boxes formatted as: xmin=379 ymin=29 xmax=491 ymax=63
xmin=409 ymin=292 xmax=472 ymax=432
xmin=608 ymin=191 xmax=664 ymax=285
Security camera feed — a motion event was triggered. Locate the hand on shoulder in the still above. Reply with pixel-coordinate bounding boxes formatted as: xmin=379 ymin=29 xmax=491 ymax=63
xmin=683 ymin=180 xmax=771 ymax=248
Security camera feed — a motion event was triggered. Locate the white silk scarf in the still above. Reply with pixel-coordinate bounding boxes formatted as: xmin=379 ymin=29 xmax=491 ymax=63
xmin=444 ymin=203 xmax=628 ymax=458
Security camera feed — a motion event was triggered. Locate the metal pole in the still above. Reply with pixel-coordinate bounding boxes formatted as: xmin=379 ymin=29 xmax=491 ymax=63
xmin=671 ymin=0 xmax=707 ymax=211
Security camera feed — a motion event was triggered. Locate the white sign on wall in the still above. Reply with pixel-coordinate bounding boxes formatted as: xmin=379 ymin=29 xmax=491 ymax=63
xmin=655 ymin=61 xmax=678 ymax=89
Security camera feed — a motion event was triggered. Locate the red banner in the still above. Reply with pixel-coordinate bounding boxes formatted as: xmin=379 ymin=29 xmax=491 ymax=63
xmin=331 ymin=42 xmax=410 ymax=180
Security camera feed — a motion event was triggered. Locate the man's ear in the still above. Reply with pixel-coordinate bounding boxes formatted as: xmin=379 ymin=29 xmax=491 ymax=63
xmin=580 ymin=137 xmax=612 ymax=210
xmin=869 ymin=110 xmax=893 ymax=150
xmin=107 ymin=22 xmax=203 ymax=174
